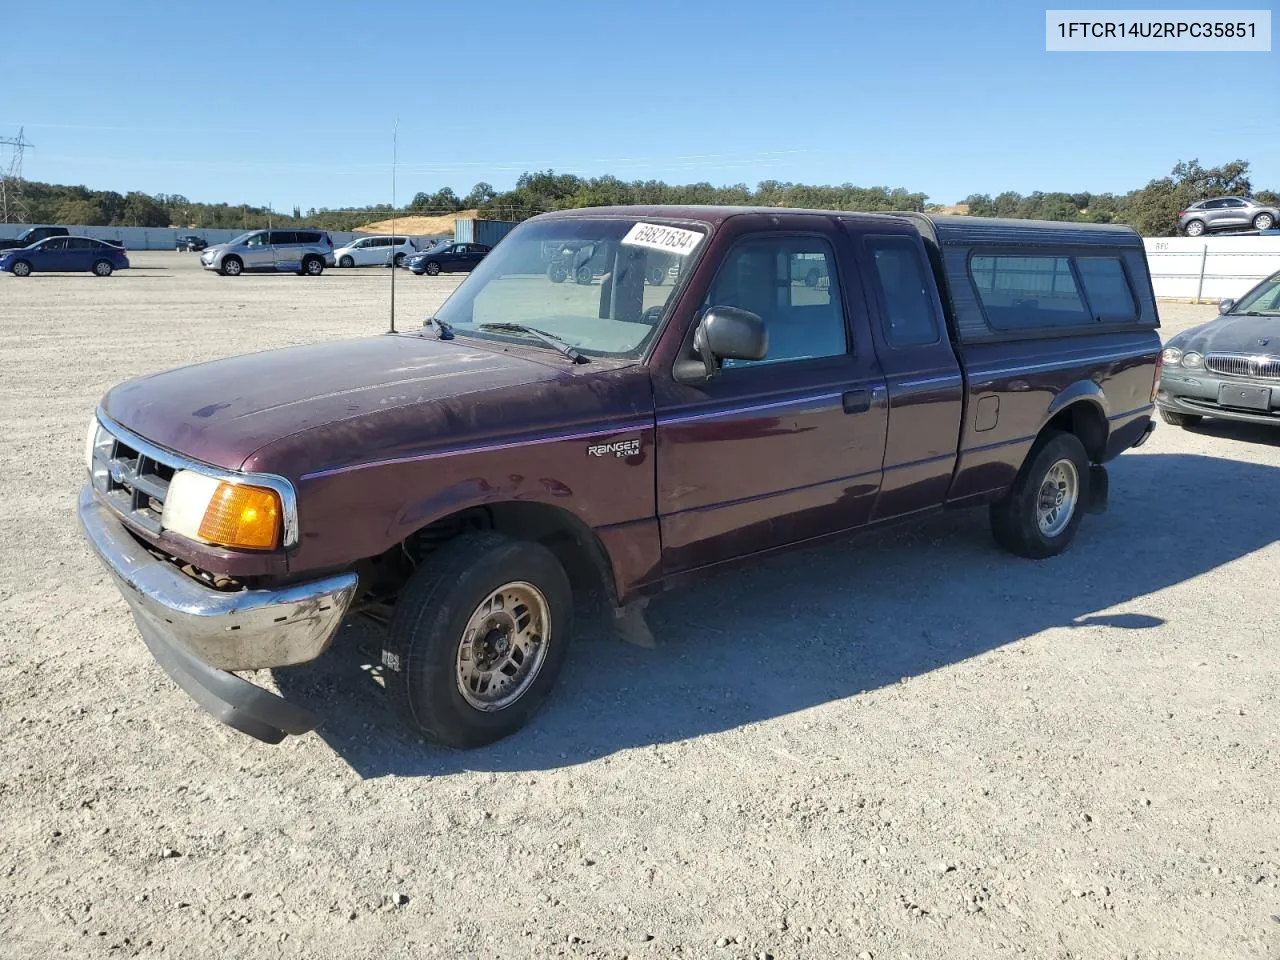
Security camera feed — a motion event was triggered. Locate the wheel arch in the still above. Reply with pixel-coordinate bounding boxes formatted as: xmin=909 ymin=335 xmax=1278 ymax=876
xmin=398 ymin=499 xmax=620 ymax=608
xmin=1041 ymin=385 xmax=1110 ymax=463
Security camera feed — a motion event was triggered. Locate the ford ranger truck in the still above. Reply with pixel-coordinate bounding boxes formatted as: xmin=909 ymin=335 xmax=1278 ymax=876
xmin=78 ymin=207 xmax=1161 ymax=747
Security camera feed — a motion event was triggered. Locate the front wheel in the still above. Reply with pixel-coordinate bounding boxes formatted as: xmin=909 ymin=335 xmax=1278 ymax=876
xmin=1254 ymin=212 xmax=1275 ymax=231
xmin=990 ymin=430 xmax=1090 ymax=559
xmin=384 ymin=532 xmax=573 ymax=748
xmin=339 ymin=254 xmax=354 ymax=268
xmin=425 ymin=261 xmax=441 ymax=276
xmin=11 ymin=259 xmax=31 ymax=277
xmin=547 ymin=262 xmax=568 ymax=283
xmin=221 ymin=256 xmax=243 ymax=276
xmin=1159 ymin=408 xmax=1202 ymax=427
xmin=92 ymin=259 xmax=113 ymax=277
xmin=574 ymin=265 xmax=593 ymax=284
xmin=393 ymin=252 xmax=406 ymax=267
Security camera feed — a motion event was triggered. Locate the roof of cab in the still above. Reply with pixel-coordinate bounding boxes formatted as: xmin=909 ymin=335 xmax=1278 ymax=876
xmin=534 ymin=205 xmax=1143 ymax=247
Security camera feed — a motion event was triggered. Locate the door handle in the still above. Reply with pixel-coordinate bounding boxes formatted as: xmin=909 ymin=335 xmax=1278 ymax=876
xmin=842 ymin=389 xmax=870 ymax=414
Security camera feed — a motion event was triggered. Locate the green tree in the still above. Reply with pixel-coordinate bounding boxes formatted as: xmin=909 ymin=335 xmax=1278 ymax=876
xmin=55 ymin=198 xmax=106 ymax=225
xmin=121 ymin=192 xmax=170 ymax=227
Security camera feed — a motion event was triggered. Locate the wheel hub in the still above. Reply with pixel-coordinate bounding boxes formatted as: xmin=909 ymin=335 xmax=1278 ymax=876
xmin=456 ymin=582 xmax=550 ymax=711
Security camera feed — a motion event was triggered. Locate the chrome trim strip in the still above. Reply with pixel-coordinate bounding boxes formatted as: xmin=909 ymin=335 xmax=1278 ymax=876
xmin=657 ymin=392 xmax=845 ymax=427
xmin=95 ymin=409 xmax=300 ymax=549
xmin=969 ymin=348 xmax=1153 ymax=382
xmin=895 ymin=373 xmax=963 ymax=389
xmin=301 ymin=419 xmax=655 ymax=481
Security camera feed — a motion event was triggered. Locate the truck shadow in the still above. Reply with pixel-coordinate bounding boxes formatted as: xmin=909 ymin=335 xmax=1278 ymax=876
xmin=273 ymin=452 xmax=1278 ymax=778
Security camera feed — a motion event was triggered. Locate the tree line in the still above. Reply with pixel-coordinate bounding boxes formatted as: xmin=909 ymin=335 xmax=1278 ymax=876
xmin=12 ymin=159 xmax=1276 ymax=237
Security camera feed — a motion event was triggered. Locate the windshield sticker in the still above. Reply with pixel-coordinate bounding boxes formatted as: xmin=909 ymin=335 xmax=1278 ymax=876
xmin=621 ymin=223 xmax=703 ymax=257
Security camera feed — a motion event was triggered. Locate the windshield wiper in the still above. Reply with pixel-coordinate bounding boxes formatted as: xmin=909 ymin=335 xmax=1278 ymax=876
xmin=1232 ymin=310 xmax=1280 ymax=317
xmin=424 ymin=316 xmax=454 ymax=340
xmin=477 ymin=323 xmax=589 ymax=363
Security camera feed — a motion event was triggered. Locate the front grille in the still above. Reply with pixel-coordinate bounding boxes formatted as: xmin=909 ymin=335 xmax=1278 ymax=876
xmin=1205 ymin=354 xmax=1280 ymax=380
xmin=89 ymin=422 xmax=176 ymax=535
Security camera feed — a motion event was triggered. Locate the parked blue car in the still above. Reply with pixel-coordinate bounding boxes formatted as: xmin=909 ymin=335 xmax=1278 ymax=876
xmin=0 ymin=236 xmax=130 ymax=276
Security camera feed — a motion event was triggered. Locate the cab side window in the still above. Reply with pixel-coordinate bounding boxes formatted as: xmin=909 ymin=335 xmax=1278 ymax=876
xmin=865 ymin=236 xmax=940 ymax=347
xmin=706 ymin=235 xmax=847 ymax=367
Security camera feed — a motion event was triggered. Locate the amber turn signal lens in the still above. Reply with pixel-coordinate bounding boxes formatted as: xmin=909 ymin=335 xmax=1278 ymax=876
xmin=198 ymin=482 xmax=281 ymax=550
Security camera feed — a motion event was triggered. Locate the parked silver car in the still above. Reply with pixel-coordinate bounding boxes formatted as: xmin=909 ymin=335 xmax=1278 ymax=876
xmin=1178 ymin=197 xmax=1278 ymax=237
xmin=200 ymin=229 xmax=335 ymax=276
xmin=1156 ymin=268 xmax=1280 ymax=428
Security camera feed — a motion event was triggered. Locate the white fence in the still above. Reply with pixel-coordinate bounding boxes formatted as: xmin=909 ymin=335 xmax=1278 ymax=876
xmin=1143 ymin=234 xmax=1280 ymax=303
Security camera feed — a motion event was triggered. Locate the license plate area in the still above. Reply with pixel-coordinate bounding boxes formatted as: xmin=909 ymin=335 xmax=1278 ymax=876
xmin=1218 ymin=382 xmax=1271 ymax=411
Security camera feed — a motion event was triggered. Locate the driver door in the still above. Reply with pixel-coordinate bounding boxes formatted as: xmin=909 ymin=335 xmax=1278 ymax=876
xmin=653 ymin=223 xmax=889 ymax=573
xmin=241 ymin=232 xmax=273 ymax=271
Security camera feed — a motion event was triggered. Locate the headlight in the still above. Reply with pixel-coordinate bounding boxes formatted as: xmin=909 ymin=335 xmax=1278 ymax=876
xmin=83 ymin=415 xmax=99 ymax=470
xmin=161 ymin=470 xmax=282 ymax=550
xmin=1182 ymin=351 xmax=1204 ymax=369
xmin=1161 ymin=347 xmax=1183 ymax=366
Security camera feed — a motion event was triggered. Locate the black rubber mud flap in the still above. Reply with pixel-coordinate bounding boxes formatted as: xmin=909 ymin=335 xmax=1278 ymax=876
xmin=1086 ymin=464 xmax=1109 ymax=514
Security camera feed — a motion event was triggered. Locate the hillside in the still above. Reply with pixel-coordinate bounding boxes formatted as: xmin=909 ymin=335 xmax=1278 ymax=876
xmin=357 ymin=210 xmax=474 ymax=235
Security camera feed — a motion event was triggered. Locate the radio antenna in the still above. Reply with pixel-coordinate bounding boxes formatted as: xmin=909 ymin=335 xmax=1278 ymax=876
xmin=388 ymin=118 xmax=399 ymax=334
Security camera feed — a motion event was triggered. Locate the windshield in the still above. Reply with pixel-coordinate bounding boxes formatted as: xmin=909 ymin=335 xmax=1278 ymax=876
xmin=1231 ymin=272 xmax=1280 ymax=315
xmin=432 ymin=218 xmax=707 ymax=359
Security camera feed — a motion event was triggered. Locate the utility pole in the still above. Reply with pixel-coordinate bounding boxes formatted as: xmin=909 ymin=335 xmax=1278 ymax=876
xmin=0 ymin=127 xmax=33 ymax=224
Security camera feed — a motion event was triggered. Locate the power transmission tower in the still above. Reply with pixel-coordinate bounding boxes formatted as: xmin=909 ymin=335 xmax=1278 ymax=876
xmin=0 ymin=127 xmax=33 ymax=224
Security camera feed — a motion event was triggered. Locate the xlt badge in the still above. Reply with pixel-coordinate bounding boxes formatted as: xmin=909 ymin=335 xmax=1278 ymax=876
xmin=588 ymin=438 xmax=641 ymax=458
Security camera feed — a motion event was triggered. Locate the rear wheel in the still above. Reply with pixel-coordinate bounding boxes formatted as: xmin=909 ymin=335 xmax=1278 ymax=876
xmin=92 ymin=259 xmax=113 ymax=277
xmin=575 ymin=265 xmax=593 ymax=284
xmin=220 ymin=256 xmax=243 ymax=276
xmin=425 ymin=261 xmax=441 ymax=276
xmin=1253 ymin=212 xmax=1275 ymax=231
xmin=393 ymin=252 xmax=406 ymax=267
xmin=1184 ymin=219 xmax=1206 ymax=237
xmin=339 ymin=254 xmax=354 ymax=268
xmin=11 ymin=259 xmax=31 ymax=277
xmin=384 ymin=532 xmax=573 ymax=748
xmin=1159 ymin=408 xmax=1202 ymax=427
xmin=646 ymin=265 xmax=666 ymax=285
xmin=990 ymin=430 xmax=1090 ymax=559
xmin=302 ymin=256 xmax=324 ymax=276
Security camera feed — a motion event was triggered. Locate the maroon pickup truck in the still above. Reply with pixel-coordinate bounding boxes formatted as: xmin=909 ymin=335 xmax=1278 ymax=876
xmin=78 ymin=206 xmax=1161 ymax=747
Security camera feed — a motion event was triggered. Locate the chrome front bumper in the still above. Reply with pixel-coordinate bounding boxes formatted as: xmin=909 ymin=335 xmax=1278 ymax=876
xmin=78 ymin=485 xmax=358 ymax=742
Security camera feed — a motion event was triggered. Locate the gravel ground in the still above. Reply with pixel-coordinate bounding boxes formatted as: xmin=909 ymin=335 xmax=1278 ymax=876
xmin=1 ymin=253 xmax=1276 ymax=960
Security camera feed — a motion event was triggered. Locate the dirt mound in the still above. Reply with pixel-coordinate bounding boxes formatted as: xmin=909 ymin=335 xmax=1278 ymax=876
xmin=357 ymin=210 xmax=476 ymax=236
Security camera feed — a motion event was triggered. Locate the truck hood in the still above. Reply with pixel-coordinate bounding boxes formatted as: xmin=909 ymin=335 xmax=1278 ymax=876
xmin=101 ymin=334 xmax=559 ymax=471
xmin=1172 ymin=313 xmax=1280 ymax=354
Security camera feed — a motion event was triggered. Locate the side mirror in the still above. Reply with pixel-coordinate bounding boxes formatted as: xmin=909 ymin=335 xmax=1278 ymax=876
xmin=1218 ymin=298 xmax=1236 ymax=315
xmin=692 ymin=306 xmax=768 ymax=378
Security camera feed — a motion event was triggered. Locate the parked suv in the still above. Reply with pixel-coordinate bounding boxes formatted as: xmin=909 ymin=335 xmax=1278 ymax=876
xmin=1178 ymin=197 xmax=1278 ymax=236
xmin=334 ymin=235 xmax=417 ymax=268
xmin=200 ymin=229 xmax=335 ymax=276
xmin=404 ymin=242 xmax=490 ymax=275
xmin=80 ymin=206 xmax=1161 ymax=748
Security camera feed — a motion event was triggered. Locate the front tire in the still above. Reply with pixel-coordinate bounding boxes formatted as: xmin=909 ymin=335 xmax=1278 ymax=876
xmin=393 ymin=252 xmax=406 ymax=267
xmin=384 ymin=532 xmax=573 ymax=748
xmin=425 ymin=261 xmax=441 ymax=276
xmin=221 ymin=256 xmax=243 ymax=277
xmin=548 ymin=262 xmax=568 ymax=283
xmin=1254 ymin=212 xmax=1275 ymax=231
xmin=339 ymin=254 xmax=354 ymax=268
xmin=990 ymin=430 xmax=1090 ymax=559
xmin=1159 ymin=408 xmax=1202 ymax=427
xmin=92 ymin=259 xmax=113 ymax=277
xmin=11 ymin=259 xmax=31 ymax=277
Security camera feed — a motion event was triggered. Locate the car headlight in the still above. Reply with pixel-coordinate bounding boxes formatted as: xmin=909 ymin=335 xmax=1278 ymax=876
xmin=1182 ymin=351 xmax=1204 ymax=369
xmin=161 ymin=470 xmax=282 ymax=550
xmin=1161 ymin=347 xmax=1183 ymax=366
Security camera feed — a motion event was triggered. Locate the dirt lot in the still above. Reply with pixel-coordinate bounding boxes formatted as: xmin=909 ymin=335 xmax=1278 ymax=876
xmin=1 ymin=253 xmax=1276 ymax=960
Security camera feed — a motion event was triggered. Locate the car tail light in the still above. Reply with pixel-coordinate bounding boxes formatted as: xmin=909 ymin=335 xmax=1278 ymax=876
xmin=1151 ymin=351 xmax=1163 ymax=403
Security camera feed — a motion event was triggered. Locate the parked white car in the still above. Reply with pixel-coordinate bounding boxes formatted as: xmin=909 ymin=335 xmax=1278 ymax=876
xmin=333 ymin=235 xmax=418 ymax=268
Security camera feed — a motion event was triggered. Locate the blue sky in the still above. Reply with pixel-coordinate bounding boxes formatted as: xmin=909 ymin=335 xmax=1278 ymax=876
xmin=5 ymin=1 xmax=1277 ymax=210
